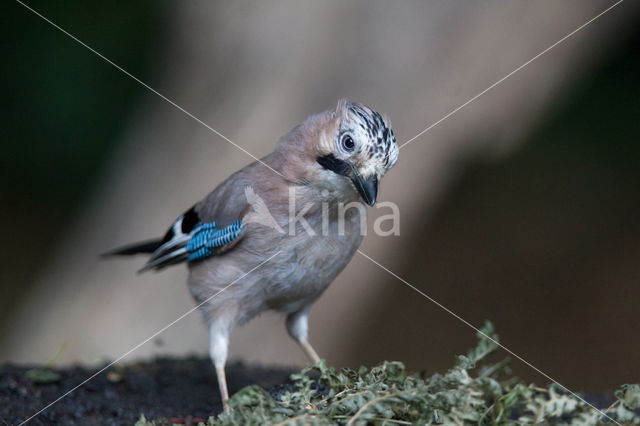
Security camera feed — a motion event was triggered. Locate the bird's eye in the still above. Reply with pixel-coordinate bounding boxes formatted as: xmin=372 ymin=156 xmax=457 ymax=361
xmin=341 ymin=134 xmax=355 ymax=152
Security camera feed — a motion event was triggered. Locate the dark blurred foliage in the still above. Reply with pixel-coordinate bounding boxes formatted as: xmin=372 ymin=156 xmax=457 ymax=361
xmin=519 ymin=32 xmax=640 ymax=189
xmin=358 ymin=26 xmax=640 ymax=391
xmin=0 ymin=1 xmax=164 ymax=322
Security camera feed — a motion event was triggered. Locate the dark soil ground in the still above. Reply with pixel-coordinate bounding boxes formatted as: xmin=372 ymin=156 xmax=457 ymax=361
xmin=1 ymin=357 xmax=294 ymax=426
xmin=2 ymin=356 xmax=624 ymax=426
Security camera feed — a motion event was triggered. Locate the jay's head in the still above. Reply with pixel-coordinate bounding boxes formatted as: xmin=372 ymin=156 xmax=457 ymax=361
xmin=309 ymin=99 xmax=398 ymax=206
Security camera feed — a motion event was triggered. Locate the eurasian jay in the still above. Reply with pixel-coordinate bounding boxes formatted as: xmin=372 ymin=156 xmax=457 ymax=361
xmin=108 ymin=99 xmax=398 ymax=412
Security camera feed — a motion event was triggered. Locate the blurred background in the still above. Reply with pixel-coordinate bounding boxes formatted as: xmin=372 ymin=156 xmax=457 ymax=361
xmin=2 ymin=0 xmax=639 ymax=393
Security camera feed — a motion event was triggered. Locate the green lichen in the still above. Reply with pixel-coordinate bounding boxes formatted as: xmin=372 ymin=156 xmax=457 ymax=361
xmin=137 ymin=323 xmax=640 ymax=425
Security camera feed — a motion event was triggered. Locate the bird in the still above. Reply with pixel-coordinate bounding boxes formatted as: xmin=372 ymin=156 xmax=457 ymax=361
xmin=106 ymin=99 xmax=399 ymax=413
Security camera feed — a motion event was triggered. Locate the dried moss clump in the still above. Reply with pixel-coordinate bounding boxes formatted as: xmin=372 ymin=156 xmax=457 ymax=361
xmin=138 ymin=323 xmax=640 ymax=425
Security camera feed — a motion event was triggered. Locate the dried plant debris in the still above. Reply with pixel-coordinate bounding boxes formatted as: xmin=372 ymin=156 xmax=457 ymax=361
xmin=137 ymin=323 xmax=640 ymax=426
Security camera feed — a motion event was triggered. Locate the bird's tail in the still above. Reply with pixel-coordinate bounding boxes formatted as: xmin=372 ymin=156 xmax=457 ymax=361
xmin=102 ymin=239 xmax=162 ymax=256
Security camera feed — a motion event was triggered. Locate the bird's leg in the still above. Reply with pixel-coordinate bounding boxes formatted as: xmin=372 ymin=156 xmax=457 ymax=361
xmin=286 ymin=308 xmax=321 ymax=364
xmin=300 ymin=339 xmax=321 ymax=365
xmin=209 ymin=321 xmax=231 ymax=413
xmin=215 ymin=364 xmax=229 ymax=414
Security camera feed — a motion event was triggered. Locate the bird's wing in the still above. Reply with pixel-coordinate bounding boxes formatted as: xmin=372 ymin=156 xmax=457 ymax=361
xmin=139 ymin=205 xmax=245 ymax=273
xmin=129 ymin=158 xmax=282 ymax=272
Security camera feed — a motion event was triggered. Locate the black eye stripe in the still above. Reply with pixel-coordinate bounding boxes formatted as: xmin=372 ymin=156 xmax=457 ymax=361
xmin=316 ymin=154 xmax=351 ymax=176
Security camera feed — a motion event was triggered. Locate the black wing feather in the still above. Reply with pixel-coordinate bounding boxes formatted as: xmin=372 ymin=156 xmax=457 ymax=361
xmin=102 ymin=239 xmax=162 ymax=256
xmin=103 ymin=204 xmax=244 ymax=273
xmin=103 ymin=205 xmax=199 ymax=262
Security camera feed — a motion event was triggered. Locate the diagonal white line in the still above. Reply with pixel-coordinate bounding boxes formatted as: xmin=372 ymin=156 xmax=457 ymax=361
xmin=17 ymin=250 xmax=282 ymax=426
xmin=13 ymin=0 xmax=285 ymax=178
xmin=13 ymin=0 xmax=626 ymax=423
xmin=356 ymin=249 xmax=620 ymax=425
xmin=399 ymin=0 xmax=625 ymax=149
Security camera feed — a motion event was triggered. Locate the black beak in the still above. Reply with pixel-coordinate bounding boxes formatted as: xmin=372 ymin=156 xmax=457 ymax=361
xmin=316 ymin=154 xmax=378 ymax=206
xmin=351 ymin=167 xmax=378 ymax=206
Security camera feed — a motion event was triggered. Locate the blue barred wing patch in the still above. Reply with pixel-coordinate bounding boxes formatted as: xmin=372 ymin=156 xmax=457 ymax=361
xmin=139 ymin=215 xmax=244 ymax=272
xmin=186 ymin=221 xmax=244 ymax=261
